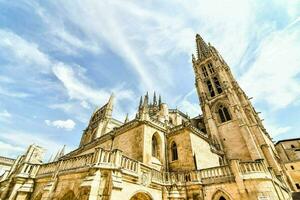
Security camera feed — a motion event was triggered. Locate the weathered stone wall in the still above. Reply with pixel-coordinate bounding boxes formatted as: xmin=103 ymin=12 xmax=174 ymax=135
xmin=217 ymin=120 xmax=251 ymax=160
xmin=189 ymin=132 xmax=219 ymax=169
xmin=168 ymin=130 xmax=195 ymax=171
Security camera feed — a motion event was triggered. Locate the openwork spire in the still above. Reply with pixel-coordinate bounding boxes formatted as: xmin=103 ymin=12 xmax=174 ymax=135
xmin=196 ymin=34 xmax=211 ymax=60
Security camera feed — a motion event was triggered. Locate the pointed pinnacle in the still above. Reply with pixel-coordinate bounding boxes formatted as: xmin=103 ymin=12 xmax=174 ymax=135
xmin=124 ymin=113 xmax=129 ymax=123
xmin=153 ymin=91 xmax=157 ymax=105
xmin=159 ymin=95 xmax=162 ymax=105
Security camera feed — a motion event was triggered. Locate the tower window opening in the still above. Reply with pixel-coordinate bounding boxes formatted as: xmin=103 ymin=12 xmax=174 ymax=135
xmin=291 ymin=165 xmax=294 ymax=170
xmin=152 ymin=134 xmax=159 ymax=158
xmin=207 ymin=62 xmax=215 ymax=73
xmin=296 ymin=183 xmax=300 ymax=189
xmin=218 ymin=105 xmax=231 ymax=123
xmin=171 ymin=142 xmax=178 ymax=161
xmin=201 ymin=65 xmax=208 ymax=77
xmin=206 ymin=80 xmax=215 ymax=97
xmin=213 ymin=77 xmax=223 ymax=94
xmin=291 ymin=144 xmax=295 ymax=148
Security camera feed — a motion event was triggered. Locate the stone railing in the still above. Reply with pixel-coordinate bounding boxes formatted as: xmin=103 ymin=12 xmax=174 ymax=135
xmin=60 ymin=153 xmax=94 ymax=172
xmin=239 ymin=160 xmax=265 ymax=174
xmin=37 ymin=162 xmax=58 ymax=176
xmin=150 ymin=165 xmax=233 ymax=185
xmin=151 ymin=169 xmax=164 ymax=184
xmin=0 ymin=156 xmax=15 ymax=166
xmin=94 ymin=148 xmax=118 ymax=168
xmin=121 ymin=155 xmax=139 ymax=174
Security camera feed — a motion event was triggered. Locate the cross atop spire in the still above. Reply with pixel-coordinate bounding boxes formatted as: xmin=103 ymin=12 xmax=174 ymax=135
xmin=195 ymin=34 xmax=211 ymax=61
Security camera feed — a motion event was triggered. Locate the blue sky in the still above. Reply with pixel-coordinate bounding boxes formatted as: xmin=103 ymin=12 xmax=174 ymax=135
xmin=0 ymin=0 xmax=299 ymax=159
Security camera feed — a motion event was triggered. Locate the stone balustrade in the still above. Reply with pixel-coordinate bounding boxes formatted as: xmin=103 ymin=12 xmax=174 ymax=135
xmin=37 ymin=162 xmax=58 ymax=176
xmin=60 ymin=153 xmax=94 ymax=171
xmin=150 ymin=165 xmax=233 ymax=185
xmin=239 ymin=160 xmax=265 ymax=174
xmin=28 ymin=149 xmax=270 ymax=186
xmin=121 ymin=155 xmax=139 ymax=173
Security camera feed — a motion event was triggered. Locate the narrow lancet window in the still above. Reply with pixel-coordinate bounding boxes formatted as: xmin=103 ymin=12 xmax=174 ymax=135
xmin=207 ymin=62 xmax=215 ymax=73
xmin=213 ymin=77 xmax=222 ymax=94
xmin=171 ymin=142 xmax=178 ymax=161
xmin=218 ymin=105 xmax=231 ymax=123
xmin=206 ymin=80 xmax=215 ymax=97
xmin=152 ymin=135 xmax=158 ymax=157
xmin=201 ymin=65 xmax=208 ymax=77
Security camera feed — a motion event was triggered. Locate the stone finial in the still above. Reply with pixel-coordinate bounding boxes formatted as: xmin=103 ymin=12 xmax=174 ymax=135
xmin=53 ymin=145 xmax=66 ymax=161
xmin=124 ymin=113 xmax=129 ymax=123
xmin=139 ymin=96 xmax=143 ymax=108
xmin=107 ymin=93 xmax=114 ymax=109
xmin=143 ymin=92 xmax=149 ymax=106
xmin=158 ymin=95 xmax=162 ymax=105
xmin=153 ymin=91 xmax=157 ymax=106
xmin=195 ymin=34 xmax=211 ymax=60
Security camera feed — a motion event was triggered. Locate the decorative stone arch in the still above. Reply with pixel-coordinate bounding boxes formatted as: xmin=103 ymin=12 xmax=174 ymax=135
xmin=211 ymin=100 xmax=232 ymax=123
xmin=211 ymin=189 xmax=232 ymax=200
xmin=151 ymin=132 xmax=162 ymax=160
xmin=59 ymin=190 xmax=78 ymax=200
xmin=129 ymin=190 xmax=153 ymax=200
xmin=170 ymin=140 xmax=178 ymax=161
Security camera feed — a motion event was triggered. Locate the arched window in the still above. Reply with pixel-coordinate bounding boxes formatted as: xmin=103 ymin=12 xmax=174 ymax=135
xmin=213 ymin=77 xmax=222 ymax=94
xmin=206 ymin=80 xmax=215 ymax=97
xmin=152 ymin=135 xmax=159 ymax=158
xmin=219 ymin=197 xmax=226 ymax=200
xmin=218 ymin=105 xmax=231 ymax=123
xmin=201 ymin=65 xmax=208 ymax=77
xmin=171 ymin=142 xmax=178 ymax=161
xmin=207 ymin=62 xmax=215 ymax=73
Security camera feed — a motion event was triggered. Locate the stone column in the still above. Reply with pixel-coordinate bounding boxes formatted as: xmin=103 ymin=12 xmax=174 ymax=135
xmin=229 ymin=159 xmax=248 ymax=199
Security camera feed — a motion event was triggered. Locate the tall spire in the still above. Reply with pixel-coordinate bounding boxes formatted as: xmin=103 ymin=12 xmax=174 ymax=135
xmin=195 ymin=34 xmax=211 ymax=60
xmin=158 ymin=95 xmax=162 ymax=105
xmin=107 ymin=93 xmax=114 ymax=108
xmin=153 ymin=91 xmax=157 ymax=106
xmin=139 ymin=96 xmax=143 ymax=108
xmin=53 ymin=145 xmax=66 ymax=161
xmin=143 ymin=92 xmax=149 ymax=106
xmin=124 ymin=113 xmax=129 ymax=123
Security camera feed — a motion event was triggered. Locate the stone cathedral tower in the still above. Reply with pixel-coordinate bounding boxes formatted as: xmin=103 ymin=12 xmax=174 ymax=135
xmin=192 ymin=34 xmax=292 ymax=182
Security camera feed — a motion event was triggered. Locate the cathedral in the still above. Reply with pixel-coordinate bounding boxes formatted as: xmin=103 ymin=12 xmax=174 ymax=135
xmin=0 ymin=34 xmax=298 ymax=200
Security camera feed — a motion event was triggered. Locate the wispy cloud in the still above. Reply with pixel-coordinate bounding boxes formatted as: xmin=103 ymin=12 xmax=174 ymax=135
xmin=240 ymin=18 xmax=300 ymax=110
xmin=45 ymin=119 xmax=76 ymax=131
xmin=0 ymin=128 xmax=70 ymax=158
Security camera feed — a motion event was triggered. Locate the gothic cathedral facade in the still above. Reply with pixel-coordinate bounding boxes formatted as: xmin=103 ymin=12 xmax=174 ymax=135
xmin=0 ymin=34 xmax=297 ymax=200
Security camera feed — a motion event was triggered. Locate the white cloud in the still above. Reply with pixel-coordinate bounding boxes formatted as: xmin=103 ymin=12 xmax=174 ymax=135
xmin=266 ymin=124 xmax=291 ymax=137
xmin=0 ymin=129 xmax=71 ymax=158
xmin=0 ymin=141 xmax=24 ymax=157
xmin=52 ymin=62 xmax=134 ymax=106
xmin=177 ymin=89 xmax=200 ymax=117
xmin=0 ymin=29 xmax=51 ymax=73
xmin=45 ymin=119 xmax=76 ymax=131
xmin=240 ymin=19 xmax=300 ymax=109
xmin=0 ymin=110 xmax=11 ymax=118
xmin=0 ymin=110 xmax=12 ymax=123
xmin=80 ymin=100 xmax=91 ymax=109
